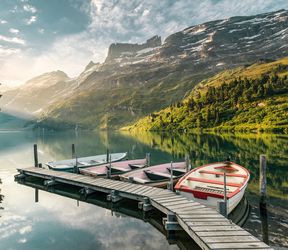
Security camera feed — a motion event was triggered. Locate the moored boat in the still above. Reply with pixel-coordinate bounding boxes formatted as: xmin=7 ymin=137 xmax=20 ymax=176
xmin=46 ymin=152 xmax=127 ymax=172
xmin=79 ymin=158 xmax=148 ymax=177
xmin=174 ymin=161 xmax=250 ymax=214
xmin=119 ymin=161 xmax=190 ymax=188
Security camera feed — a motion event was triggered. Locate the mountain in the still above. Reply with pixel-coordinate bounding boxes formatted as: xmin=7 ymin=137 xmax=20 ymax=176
xmin=125 ymin=57 xmax=288 ymax=133
xmin=0 ymin=112 xmax=32 ymax=130
xmin=0 ymin=71 xmax=75 ymax=115
xmin=37 ymin=10 xmax=288 ymax=130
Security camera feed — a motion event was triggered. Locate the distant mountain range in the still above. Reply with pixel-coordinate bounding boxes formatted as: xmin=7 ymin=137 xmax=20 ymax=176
xmin=1 ymin=9 xmax=288 ymax=130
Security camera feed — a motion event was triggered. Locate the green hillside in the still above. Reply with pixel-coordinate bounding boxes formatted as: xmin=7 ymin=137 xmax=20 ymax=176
xmin=125 ymin=58 xmax=288 ymax=133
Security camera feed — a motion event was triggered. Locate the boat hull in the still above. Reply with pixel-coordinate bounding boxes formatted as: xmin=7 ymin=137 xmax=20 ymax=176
xmin=46 ymin=152 xmax=127 ymax=172
xmin=175 ymin=161 xmax=250 ymax=214
xmin=178 ymin=181 xmax=248 ymax=214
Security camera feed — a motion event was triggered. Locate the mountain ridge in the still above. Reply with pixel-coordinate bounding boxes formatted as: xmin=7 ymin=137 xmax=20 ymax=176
xmin=1 ymin=9 xmax=288 ymax=130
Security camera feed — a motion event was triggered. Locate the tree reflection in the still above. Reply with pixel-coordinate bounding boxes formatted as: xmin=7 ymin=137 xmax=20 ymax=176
xmin=121 ymin=131 xmax=288 ymax=200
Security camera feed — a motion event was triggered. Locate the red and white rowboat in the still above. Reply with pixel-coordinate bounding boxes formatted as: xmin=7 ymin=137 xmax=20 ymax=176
xmin=175 ymin=162 xmax=250 ymax=214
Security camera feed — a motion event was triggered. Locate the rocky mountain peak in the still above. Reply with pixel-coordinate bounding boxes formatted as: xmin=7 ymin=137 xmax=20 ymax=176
xmin=105 ymin=35 xmax=161 ymax=62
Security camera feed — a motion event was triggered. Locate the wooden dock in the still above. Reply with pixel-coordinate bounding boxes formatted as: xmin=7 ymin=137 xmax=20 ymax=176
xmin=16 ymin=167 xmax=273 ymax=250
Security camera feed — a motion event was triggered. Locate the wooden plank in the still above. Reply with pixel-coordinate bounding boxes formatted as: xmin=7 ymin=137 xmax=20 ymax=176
xmin=196 ymin=231 xmax=251 ymax=237
xmin=120 ymin=184 xmax=148 ymax=192
xmin=185 ymin=221 xmax=234 ymax=226
xmin=184 ymin=218 xmax=231 ymax=222
xmin=173 ymin=204 xmax=207 ymax=212
xmin=161 ymin=200 xmax=192 ymax=207
xmin=177 ymin=209 xmax=220 ymax=215
xmin=141 ymin=188 xmax=159 ymax=196
xmin=132 ymin=185 xmax=152 ymax=195
xmin=202 ymin=235 xmax=261 ymax=243
xmin=149 ymin=192 xmax=175 ymax=198
xmin=108 ymin=182 xmax=132 ymax=190
xmin=153 ymin=196 xmax=188 ymax=203
xmin=177 ymin=210 xmax=218 ymax=215
xmin=118 ymin=184 xmax=144 ymax=194
xmin=207 ymin=242 xmax=271 ymax=249
xmin=181 ymin=214 xmax=225 ymax=219
xmin=145 ymin=189 xmax=165 ymax=197
xmin=138 ymin=187 xmax=158 ymax=196
xmin=189 ymin=225 xmax=242 ymax=232
xmin=165 ymin=202 xmax=199 ymax=209
xmin=150 ymin=200 xmax=169 ymax=214
xmin=134 ymin=186 xmax=153 ymax=195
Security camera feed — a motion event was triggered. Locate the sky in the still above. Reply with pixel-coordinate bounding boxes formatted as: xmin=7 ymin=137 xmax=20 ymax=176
xmin=0 ymin=0 xmax=288 ymax=86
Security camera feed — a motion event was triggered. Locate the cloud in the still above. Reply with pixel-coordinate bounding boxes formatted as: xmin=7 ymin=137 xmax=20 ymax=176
xmin=9 ymin=28 xmax=20 ymax=34
xmin=23 ymin=4 xmax=37 ymax=13
xmin=2 ymin=0 xmax=288 ymax=86
xmin=0 ymin=46 xmax=21 ymax=57
xmin=17 ymin=238 xmax=27 ymax=244
xmin=19 ymin=225 xmax=32 ymax=235
xmin=0 ymin=19 xmax=7 ymax=24
xmin=38 ymin=28 xmax=45 ymax=34
xmin=26 ymin=15 xmax=37 ymax=25
xmin=0 ymin=35 xmax=26 ymax=45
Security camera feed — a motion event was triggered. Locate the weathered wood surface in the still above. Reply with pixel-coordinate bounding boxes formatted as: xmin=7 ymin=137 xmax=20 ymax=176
xmin=16 ymin=167 xmax=273 ymax=250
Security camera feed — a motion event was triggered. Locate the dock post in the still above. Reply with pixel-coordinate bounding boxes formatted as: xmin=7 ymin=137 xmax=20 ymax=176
xmin=259 ymin=155 xmax=269 ymax=244
xmin=35 ymin=188 xmax=39 ymax=203
xmin=107 ymin=155 xmax=112 ymax=179
xmin=106 ymin=148 xmax=109 ymax=163
xmin=138 ymin=197 xmax=153 ymax=211
xmin=223 ymin=170 xmax=227 ymax=216
xmin=146 ymin=153 xmax=151 ymax=167
xmin=74 ymin=156 xmax=79 ymax=174
xmin=218 ymin=161 xmax=228 ymax=217
xmin=163 ymin=212 xmax=182 ymax=231
xmin=72 ymin=144 xmax=76 ymax=158
xmin=34 ymin=144 xmax=38 ymax=167
xmin=185 ymin=154 xmax=190 ymax=172
xmin=167 ymin=161 xmax=174 ymax=191
xmin=259 ymin=155 xmax=267 ymax=204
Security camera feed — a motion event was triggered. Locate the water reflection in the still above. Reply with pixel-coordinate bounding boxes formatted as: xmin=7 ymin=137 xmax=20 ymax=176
xmin=18 ymin=177 xmax=200 ymax=250
xmin=1 ymin=130 xmax=287 ymax=248
xmin=0 ymin=178 xmax=3 ymax=211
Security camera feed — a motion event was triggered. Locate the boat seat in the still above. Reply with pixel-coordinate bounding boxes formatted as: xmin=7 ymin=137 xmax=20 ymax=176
xmin=129 ymin=164 xmax=146 ymax=169
xmin=167 ymin=168 xmax=186 ymax=176
xmin=144 ymin=170 xmax=176 ymax=181
xmin=199 ymin=170 xmax=247 ymax=178
xmin=194 ymin=186 xmax=232 ymax=194
xmin=77 ymin=161 xmax=89 ymax=166
xmin=129 ymin=177 xmax=150 ymax=184
xmin=106 ymin=165 xmax=127 ymax=173
xmin=89 ymin=160 xmax=101 ymax=164
xmin=187 ymin=177 xmax=242 ymax=187
xmin=214 ymin=165 xmax=239 ymax=172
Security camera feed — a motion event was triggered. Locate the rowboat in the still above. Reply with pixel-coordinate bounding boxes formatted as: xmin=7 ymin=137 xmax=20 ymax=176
xmin=46 ymin=152 xmax=127 ymax=172
xmin=79 ymin=158 xmax=148 ymax=177
xmin=174 ymin=161 xmax=250 ymax=214
xmin=119 ymin=162 xmax=190 ymax=188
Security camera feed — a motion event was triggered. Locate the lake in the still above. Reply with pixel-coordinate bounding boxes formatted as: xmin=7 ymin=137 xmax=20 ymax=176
xmin=0 ymin=130 xmax=287 ymax=249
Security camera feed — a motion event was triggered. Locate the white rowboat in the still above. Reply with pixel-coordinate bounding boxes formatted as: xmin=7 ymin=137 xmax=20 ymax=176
xmin=46 ymin=152 xmax=127 ymax=172
xmin=175 ymin=161 xmax=250 ymax=214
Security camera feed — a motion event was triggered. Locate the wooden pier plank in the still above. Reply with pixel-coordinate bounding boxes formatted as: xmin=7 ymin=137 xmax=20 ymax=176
xmin=202 ymin=235 xmax=262 ymax=243
xmin=196 ymin=231 xmax=251 ymax=237
xmin=16 ymin=167 xmax=272 ymax=250
xmin=207 ymin=242 xmax=271 ymax=249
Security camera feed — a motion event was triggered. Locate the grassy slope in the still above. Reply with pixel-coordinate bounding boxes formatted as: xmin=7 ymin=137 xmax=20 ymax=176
xmin=125 ymin=57 xmax=288 ymax=133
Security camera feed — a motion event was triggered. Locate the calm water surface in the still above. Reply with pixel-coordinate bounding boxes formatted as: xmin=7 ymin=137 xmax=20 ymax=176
xmin=0 ymin=130 xmax=287 ymax=249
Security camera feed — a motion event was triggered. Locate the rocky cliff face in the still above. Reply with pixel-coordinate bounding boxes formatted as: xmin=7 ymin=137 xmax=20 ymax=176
xmin=105 ymin=35 xmax=161 ymax=62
